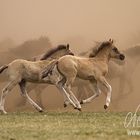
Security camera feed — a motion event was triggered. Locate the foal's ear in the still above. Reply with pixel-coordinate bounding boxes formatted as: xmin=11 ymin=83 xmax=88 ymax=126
xmin=109 ymin=38 xmax=113 ymax=44
xmin=66 ymin=44 xmax=69 ymax=49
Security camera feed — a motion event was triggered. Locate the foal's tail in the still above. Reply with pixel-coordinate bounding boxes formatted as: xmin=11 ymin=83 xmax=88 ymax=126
xmin=0 ymin=65 xmax=8 ymax=74
xmin=41 ymin=60 xmax=58 ymax=79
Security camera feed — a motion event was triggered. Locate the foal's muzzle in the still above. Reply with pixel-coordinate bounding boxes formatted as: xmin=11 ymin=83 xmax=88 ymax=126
xmin=119 ymin=54 xmax=125 ymax=60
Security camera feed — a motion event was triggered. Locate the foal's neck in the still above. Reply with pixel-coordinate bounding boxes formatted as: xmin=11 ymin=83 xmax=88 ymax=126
xmin=95 ymin=47 xmax=111 ymax=63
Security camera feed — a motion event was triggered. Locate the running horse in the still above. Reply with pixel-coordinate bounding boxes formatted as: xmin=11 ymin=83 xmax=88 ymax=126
xmin=41 ymin=39 xmax=125 ymax=110
xmin=20 ymin=44 xmax=74 ymax=107
xmin=0 ymin=44 xmax=74 ymax=114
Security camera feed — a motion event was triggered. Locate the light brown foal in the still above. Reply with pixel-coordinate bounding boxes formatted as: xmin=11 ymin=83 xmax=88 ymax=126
xmin=41 ymin=39 xmax=125 ymax=110
xmin=0 ymin=44 xmax=74 ymax=114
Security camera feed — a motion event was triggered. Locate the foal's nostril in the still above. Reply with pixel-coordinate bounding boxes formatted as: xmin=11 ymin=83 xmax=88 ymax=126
xmin=120 ymin=54 xmax=125 ymax=60
xmin=69 ymin=52 xmax=74 ymax=55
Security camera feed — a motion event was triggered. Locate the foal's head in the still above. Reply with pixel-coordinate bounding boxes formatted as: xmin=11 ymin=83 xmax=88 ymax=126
xmin=89 ymin=39 xmax=125 ymax=61
xmin=108 ymin=39 xmax=125 ymax=60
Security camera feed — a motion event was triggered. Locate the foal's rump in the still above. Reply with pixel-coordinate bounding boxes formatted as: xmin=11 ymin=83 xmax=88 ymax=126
xmin=41 ymin=60 xmax=58 ymax=79
xmin=1 ymin=59 xmax=41 ymax=81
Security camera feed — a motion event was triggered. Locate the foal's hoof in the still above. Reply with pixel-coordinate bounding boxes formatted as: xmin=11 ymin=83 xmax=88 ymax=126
xmin=39 ymin=110 xmax=44 ymax=113
xmin=80 ymin=100 xmax=84 ymax=104
xmin=0 ymin=110 xmax=7 ymax=114
xmin=64 ymin=103 xmax=67 ymax=108
xmin=104 ymin=105 xmax=108 ymax=110
xmin=77 ymin=108 xmax=82 ymax=112
xmin=74 ymin=107 xmax=82 ymax=112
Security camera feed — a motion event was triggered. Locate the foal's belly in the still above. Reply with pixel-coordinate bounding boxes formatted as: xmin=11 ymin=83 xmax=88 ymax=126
xmin=23 ymin=73 xmax=40 ymax=82
xmin=77 ymin=70 xmax=96 ymax=80
xmin=22 ymin=65 xmax=42 ymax=82
xmin=24 ymin=73 xmax=52 ymax=84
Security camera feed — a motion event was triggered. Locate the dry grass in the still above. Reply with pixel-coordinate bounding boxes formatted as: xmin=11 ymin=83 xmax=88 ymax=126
xmin=0 ymin=112 xmax=139 ymax=140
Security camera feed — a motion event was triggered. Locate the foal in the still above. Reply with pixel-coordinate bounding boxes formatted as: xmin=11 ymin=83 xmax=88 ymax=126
xmin=41 ymin=39 xmax=125 ymax=110
xmin=18 ymin=44 xmax=74 ymax=107
xmin=0 ymin=44 xmax=73 ymax=114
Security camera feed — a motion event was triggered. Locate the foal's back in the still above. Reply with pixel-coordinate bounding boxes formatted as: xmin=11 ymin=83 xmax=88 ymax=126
xmin=57 ymin=55 xmax=105 ymax=81
xmin=7 ymin=59 xmax=49 ymax=81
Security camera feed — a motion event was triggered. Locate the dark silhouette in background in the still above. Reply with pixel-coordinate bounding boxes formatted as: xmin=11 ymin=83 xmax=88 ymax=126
xmin=0 ymin=37 xmax=140 ymax=112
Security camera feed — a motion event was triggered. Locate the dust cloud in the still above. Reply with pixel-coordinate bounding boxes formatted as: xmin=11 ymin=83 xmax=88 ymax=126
xmin=0 ymin=0 xmax=140 ymax=112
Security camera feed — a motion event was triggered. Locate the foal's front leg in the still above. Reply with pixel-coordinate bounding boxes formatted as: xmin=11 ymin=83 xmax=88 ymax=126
xmin=99 ymin=77 xmax=112 ymax=109
xmin=80 ymin=80 xmax=101 ymax=104
xmin=19 ymin=80 xmax=43 ymax=112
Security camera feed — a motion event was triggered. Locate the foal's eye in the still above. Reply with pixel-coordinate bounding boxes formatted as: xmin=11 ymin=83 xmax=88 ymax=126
xmin=113 ymin=47 xmax=118 ymax=52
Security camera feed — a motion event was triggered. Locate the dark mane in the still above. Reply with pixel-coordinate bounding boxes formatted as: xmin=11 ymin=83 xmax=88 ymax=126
xmin=40 ymin=45 xmax=67 ymax=60
xmin=90 ymin=41 xmax=112 ymax=57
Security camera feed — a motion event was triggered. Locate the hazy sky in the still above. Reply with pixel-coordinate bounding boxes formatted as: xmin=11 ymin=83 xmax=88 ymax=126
xmin=0 ymin=0 xmax=140 ymax=50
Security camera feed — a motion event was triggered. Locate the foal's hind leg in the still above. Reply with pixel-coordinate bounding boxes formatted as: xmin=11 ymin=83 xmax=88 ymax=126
xmin=19 ymin=80 xmax=43 ymax=112
xmin=27 ymin=84 xmax=45 ymax=108
xmin=0 ymin=80 xmax=18 ymax=114
xmin=65 ymin=86 xmax=81 ymax=111
xmin=81 ymin=80 xmax=101 ymax=104
xmin=56 ymin=77 xmax=77 ymax=108
xmin=64 ymin=75 xmax=81 ymax=110
xmin=56 ymin=84 xmax=77 ymax=109
xmin=56 ymin=66 xmax=80 ymax=110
